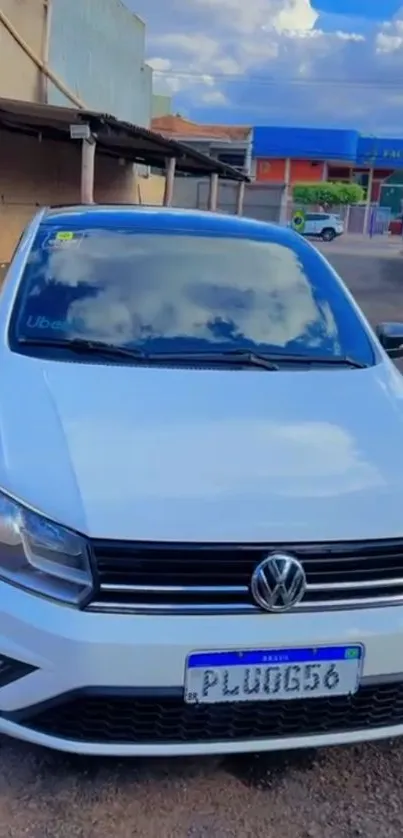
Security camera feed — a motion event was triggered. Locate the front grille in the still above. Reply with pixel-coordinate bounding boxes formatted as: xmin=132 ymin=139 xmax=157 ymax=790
xmin=88 ymin=538 xmax=403 ymax=613
xmin=22 ymin=681 xmax=403 ymax=744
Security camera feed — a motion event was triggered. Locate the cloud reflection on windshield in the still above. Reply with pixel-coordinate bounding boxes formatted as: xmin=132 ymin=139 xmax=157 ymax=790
xmin=38 ymin=233 xmax=340 ymax=351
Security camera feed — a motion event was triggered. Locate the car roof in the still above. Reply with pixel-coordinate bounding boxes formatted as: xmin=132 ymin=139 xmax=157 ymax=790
xmin=42 ymin=204 xmax=304 ymax=245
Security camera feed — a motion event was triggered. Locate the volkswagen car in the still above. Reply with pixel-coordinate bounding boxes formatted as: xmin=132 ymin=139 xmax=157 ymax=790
xmin=1 ymin=204 xmax=403 ymax=756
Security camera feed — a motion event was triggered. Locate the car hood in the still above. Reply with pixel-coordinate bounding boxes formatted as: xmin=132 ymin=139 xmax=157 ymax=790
xmin=2 ymin=355 xmax=403 ymax=542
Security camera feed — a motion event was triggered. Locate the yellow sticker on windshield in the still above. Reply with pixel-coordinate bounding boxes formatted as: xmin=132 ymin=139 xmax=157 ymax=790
xmin=56 ymin=231 xmax=74 ymax=241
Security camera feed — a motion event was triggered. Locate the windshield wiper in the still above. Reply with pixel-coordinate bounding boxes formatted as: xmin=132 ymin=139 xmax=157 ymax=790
xmin=147 ymin=350 xmax=279 ymax=371
xmin=259 ymin=353 xmax=368 ymax=369
xmin=18 ymin=340 xmax=278 ymax=369
xmin=18 ymin=337 xmax=148 ymax=361
xmin=18 ymin=339 xmax=366 ymax=369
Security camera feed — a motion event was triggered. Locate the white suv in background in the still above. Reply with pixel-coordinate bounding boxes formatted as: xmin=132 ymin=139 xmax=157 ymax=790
xmin=302 ymin=212 xmax=344 ymax=242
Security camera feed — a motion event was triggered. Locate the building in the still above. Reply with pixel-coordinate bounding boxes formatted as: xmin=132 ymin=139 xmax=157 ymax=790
xmin=0 ymin=6 xmax=247 ymax=263
xmin=0 ymin=0 xmax=152 ymax=126
xmin=253 ymin=126 xmax=403 ymax=216
xmin=152 ymin=115 xmax=252 ymax=175
xmin=0 ymin=99 xmax=246 ymax=265
xmin=0 ymin=0 xmax=156 ymax=259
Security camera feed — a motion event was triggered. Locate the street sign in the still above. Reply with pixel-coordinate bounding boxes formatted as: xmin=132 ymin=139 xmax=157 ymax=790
xmin=291 ymin=210 xmax=306 ymax=233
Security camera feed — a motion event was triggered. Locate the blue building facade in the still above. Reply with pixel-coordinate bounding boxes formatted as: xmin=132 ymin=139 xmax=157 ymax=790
xmin=253 ymin=126 xmax=403 ymax=209
xmin=253 ymin=127 xmax=358 ymax=164
xmin=253 ymin=126 xmax=403 ymax=170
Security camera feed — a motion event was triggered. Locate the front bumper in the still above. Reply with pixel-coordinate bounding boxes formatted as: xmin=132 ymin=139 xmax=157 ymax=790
xmin=2 ymin=582 xmax=403 ymax=756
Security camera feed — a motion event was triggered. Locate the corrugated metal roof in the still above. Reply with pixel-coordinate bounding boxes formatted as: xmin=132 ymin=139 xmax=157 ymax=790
xmin=0 ymin=98 xmax=248 ymax=181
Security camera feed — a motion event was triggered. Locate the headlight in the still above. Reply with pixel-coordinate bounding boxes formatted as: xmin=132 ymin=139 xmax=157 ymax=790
xmin=0 ymin=492 xmax=93 ymax=606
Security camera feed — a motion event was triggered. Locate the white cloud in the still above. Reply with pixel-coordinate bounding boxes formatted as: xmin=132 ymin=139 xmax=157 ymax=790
xmin=201 ymin=89 xmax=229 ymax=105
xmin=193 ymin=0 xmax=318 ymax=35
xmin=376 ymin=18 xmax=403 ymax=52
xmin=150 ymin=33 xmax=241 ymax=98
xmin=128 ymin=0 xmax=403 ymax=130
xmin=148 ymin=57 xmax=185 ymax=94
xmin=147 ymin=56 xmax=171 ymax=72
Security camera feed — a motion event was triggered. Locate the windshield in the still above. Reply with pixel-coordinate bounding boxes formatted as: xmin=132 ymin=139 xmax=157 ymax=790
xmin=9 ymin=224 xmax=374 ymax=365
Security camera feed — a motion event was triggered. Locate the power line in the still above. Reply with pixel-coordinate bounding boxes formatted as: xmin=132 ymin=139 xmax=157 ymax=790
xmin=152 ymin=69 xmax=403 ymax=90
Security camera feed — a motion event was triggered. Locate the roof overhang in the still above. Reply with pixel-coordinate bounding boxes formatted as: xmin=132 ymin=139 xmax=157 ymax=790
xmin=0 ymin=98 xmax=249 ymax=182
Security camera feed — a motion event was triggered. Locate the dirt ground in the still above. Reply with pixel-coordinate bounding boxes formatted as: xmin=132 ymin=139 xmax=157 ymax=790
xmin=0 ymin=737 xmax=403 ymax=837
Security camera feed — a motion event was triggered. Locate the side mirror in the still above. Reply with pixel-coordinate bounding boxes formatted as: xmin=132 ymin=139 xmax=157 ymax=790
xmin=376 ymin=322 xmax=403 ymax=358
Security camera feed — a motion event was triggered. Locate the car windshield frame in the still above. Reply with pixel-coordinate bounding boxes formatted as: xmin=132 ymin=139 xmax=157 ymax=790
xmin=7 ymin=222 xmax=377 ymax=369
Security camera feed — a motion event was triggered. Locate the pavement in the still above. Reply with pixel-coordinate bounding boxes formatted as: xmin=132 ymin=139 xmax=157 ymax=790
xmin=0 ymin=237 xmax=403 ymax=836
xmin=321 ymin=241 xmax=403 ymax=322
xmin=319 ymin=233 xmax=403 ymax=256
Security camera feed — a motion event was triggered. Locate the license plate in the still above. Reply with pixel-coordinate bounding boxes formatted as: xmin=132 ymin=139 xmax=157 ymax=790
xmin=184 ymin=645 xmax=364 ymax=704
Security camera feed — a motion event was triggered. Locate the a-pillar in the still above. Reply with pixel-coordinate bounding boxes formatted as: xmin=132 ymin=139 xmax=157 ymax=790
xmin=208 ymin=173 xmax=219 ymax=211
xmin=163 ymin=157 xmax=176 ymax=206
xmin=81 ymin=136 xmax=96 ymax=204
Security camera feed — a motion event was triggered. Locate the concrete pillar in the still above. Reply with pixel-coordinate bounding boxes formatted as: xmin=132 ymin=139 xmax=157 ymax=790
xmin=363 ymin=167 xmax=374 ymax=235
xmin=279 ymin=157 xmax=291 ymax=224
xmin=132 ymin=164 xmax=141 ymax=205
xmin=244 ymin=132 xmax=253 ymax=177
xmin=236 ymin=181 xmax=245 ymax=215
xmin=81 ymin=137 xmax=96 ymax=204
xmin=163 ymin=157 xmax=176 ymax=207
xmin=208 ymin=173 xmax=219 ymax=211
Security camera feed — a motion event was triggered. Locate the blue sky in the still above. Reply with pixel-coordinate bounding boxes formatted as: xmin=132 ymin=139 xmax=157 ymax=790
xmin=314 ymin=0 xmax=401 ymax=18
xmin=126 ymin=0 xmax=403 ymax=133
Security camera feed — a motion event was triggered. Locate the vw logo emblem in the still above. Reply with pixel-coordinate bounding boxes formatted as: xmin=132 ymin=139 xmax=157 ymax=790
xmin=251 ymin=553 xmax=306 ymax=613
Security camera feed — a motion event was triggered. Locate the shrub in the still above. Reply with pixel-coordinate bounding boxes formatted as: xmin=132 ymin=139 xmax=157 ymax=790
xmin=292 ymin=182 xmax=365 ymax=206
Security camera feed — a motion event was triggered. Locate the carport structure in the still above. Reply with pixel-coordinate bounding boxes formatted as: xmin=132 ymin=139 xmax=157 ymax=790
xmin=0 ymin=97 xmax=248 ymax=212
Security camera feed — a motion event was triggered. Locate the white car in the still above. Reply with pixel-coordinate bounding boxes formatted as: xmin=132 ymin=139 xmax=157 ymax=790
xmin=301 ymin=212 xmax=344 ymax=241
xmin=1 ymin=204 xmax=403 ymax=757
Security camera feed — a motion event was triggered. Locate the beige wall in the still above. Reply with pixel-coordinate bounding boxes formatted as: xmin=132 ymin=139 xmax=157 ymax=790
xmin=0 ymin=130 xmax=136 ymax=261
xmin=0 ymin=0 xmax=46 ymax=102
xmin=135 ymin=174 xmax=165 ymax=206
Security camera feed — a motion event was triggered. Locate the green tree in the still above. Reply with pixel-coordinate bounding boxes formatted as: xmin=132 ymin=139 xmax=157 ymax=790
xmin=292 ymin=182 xmax=365 ymax=206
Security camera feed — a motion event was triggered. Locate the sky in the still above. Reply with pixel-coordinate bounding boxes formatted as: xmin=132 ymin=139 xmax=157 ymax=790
xmin=126 ymin=0 xmax=403 ymax=133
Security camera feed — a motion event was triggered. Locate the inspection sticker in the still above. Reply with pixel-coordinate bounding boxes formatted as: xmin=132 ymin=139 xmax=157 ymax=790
xmin=43 ymin=231 xmax=82 ymax=250
xmin=56 ymin=231 xmax=74 ymax=241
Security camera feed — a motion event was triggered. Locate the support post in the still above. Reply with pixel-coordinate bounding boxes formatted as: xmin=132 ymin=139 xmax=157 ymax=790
xmin=133 ymin=164 xmax=140 ymax=205
xmin=279 ymin=157 xmax=291 ymax=224
xmin=163 ymin=157 xmax=176 ymax=207
xmin=236 ymin=181 xmax=245 ymax=215
xmin=344 ymin=203 xmax=351 ymax=234
xmin=208 ymin=173 xmax=219 ymax=211
xmin=81 ymin=136 xmax=96 ymax=204
xmin=363 ymin=167 xmax=374 ymax=235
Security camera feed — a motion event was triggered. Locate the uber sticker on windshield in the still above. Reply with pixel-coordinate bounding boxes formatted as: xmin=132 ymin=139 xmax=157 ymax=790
xmin=43 ymin=231 xmax=82 ymax=250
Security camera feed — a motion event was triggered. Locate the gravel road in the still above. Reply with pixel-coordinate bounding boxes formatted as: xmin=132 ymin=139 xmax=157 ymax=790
xmin=1 ymin=737 xmax=403 ymax=837
xmin=2 ymin=240 xmax=403 ymax=837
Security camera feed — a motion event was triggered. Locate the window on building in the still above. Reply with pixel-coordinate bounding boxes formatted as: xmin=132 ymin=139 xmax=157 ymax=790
xmin=216 ymin=152 xmax=246 ymax=171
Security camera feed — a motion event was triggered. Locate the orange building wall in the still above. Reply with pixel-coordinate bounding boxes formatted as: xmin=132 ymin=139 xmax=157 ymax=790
xmin=256 ymin=159 xmax=285 ymax=181
xmin=256 ymin=158 xmax=325 ymax=183
xmin=290 ymin=160 xmax=325 ymax=182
